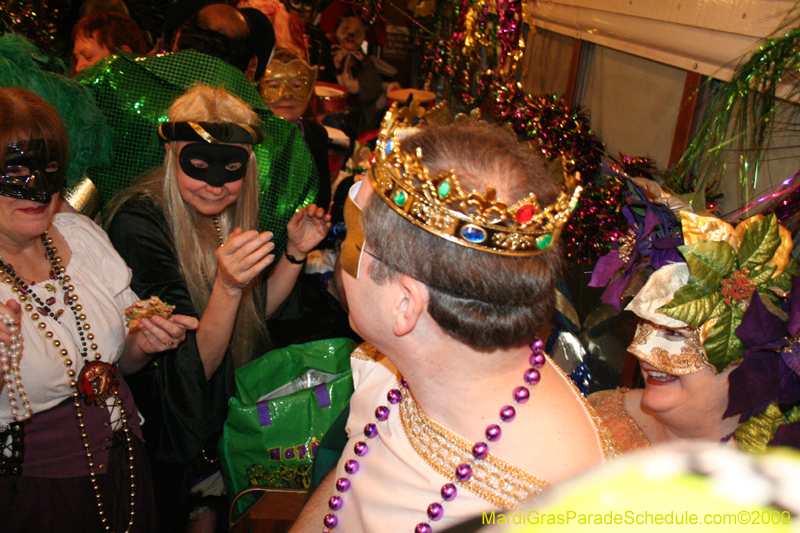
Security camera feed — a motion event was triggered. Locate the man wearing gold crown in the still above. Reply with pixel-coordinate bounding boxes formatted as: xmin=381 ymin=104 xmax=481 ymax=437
xmin=290 ymin=106 xmax=617 ymax=533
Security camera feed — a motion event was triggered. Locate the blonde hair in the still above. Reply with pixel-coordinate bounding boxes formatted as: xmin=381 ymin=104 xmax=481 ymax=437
xmin=107 ymin=85 xmax=268 ymax=368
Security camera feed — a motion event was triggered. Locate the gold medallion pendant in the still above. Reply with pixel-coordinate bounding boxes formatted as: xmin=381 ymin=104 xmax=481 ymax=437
xmin=77 ymin=361 xmax=119 ymax=406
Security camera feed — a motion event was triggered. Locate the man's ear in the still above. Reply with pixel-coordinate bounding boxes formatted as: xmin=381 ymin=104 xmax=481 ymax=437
xmin=393 ymin=274 xmax=426 ymax=337
xmin=245 ymin=56 xmax=258 ymax=83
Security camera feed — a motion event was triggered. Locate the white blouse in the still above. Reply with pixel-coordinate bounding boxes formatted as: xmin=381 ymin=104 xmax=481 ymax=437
xmin=0 ymin=213 xmax=138 ymax=426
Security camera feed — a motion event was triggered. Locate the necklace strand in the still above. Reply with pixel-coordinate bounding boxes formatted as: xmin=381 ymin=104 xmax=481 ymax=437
xmin=322 ymin=338 xmax=547 ymax=532
xmin=212 ymin=215 xmax=225 ymax=247
xmin=0 ymin=314 xmax=31 ymax=421
xmin=0 ymin=231 xmax=136 ymax=532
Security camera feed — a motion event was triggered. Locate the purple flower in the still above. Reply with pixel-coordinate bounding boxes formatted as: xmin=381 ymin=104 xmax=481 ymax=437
xmin=726 ymin=280 xmax=800 ymax=424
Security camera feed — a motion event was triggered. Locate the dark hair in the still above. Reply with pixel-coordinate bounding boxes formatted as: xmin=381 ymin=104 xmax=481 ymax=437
xmin=271 ymin=46 xmax=303 ymax=63
xmin=174 ymin=11 xmax=254 ymax=73
xmin=0 ymin=88 xmax=68 ymax=175
xmin=73 ymin=11 xmax=148 ymax=55
xmin=78 ymin=0 xmax=130 ymax=18
xmin=362 ymin=121 xmax=564 ymax=351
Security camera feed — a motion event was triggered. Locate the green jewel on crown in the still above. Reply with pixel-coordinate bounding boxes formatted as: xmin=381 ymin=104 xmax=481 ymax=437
xmin=368 ymin=102 xmax=584 ymax=256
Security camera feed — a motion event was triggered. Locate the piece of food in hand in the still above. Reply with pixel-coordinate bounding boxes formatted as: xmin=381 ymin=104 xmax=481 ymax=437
xmin=125 ymin=296 xmax=176 ymax=328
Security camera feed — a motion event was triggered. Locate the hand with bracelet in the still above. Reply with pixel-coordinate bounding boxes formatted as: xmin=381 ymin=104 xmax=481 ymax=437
xmin=284 ymin=203 xmax=332 ymax=264
xmin=265 ymin=204 xmax=331 ymax=317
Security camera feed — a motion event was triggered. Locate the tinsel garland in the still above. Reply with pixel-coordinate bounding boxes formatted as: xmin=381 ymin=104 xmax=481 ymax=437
xmin=667 ymin=26 xmax=800 ymax=207
xmin=487 ymin=77 xmax=629 ymax=262
xmin=400 ymin=1 xmax=631 ymax=261
xmin=405 ymin=0 xmax=524 ymax=105
xmin=0 ymin=0 xmax=72 ymax=57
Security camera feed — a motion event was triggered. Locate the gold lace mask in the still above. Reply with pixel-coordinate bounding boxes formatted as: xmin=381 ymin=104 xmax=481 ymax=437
xmin=259 ymin=59 xmax=318 ymax=104
xmin=628 ymin=321 xmax=712 ymax=376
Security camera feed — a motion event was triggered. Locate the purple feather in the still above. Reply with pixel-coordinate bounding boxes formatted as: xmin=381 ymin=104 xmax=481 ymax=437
xmin=589 ymin=250 xmax=624 ymax=288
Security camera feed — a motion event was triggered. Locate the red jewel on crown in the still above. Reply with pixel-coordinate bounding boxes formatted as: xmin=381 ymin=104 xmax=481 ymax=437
xmin=515 ymin=204 xmax=537 ymax=224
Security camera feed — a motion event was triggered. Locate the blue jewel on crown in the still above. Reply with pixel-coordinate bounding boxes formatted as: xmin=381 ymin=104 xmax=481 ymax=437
xmin=461 ymin=225 xmax=487 ymax=243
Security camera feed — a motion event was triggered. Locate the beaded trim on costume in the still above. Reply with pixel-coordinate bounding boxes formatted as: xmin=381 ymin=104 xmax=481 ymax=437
xmin=399 ymin=379 xmax=548 ymax=510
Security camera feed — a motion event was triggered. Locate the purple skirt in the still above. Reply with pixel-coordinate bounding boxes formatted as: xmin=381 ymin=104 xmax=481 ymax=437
xmin=0 ymin=379 xmax=158 ymax=533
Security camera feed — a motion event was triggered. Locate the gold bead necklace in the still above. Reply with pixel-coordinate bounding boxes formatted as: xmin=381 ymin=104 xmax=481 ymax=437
xmin=0 ymin=231 xmax=136 ymax=532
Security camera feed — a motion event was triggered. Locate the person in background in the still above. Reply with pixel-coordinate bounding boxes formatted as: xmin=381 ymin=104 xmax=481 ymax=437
xmin=0 ymin=87 xmax=195 ymax=532
xmin=72 ymin=10 xmax=148 ymax=73
xmin=260 ymin=46 xmax=331 ymax=210
xmin=589 ymin=212 xmax=800 ymax=454
xmin=105 ymin=84 xmax=330 ymax=532
xmin=280 ymin=0 xmax=337 ymax=83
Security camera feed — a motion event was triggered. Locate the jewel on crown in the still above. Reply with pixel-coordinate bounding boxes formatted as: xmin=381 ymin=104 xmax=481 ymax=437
xmin=369 ymin=101 xmax=583 ymax=256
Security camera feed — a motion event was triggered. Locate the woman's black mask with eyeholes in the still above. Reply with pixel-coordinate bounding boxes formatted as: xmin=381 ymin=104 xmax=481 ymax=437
xmin=178 ymin=143 xmax=250 ymax=187
xmin=1 ymin=140 xmax=65 ymax=204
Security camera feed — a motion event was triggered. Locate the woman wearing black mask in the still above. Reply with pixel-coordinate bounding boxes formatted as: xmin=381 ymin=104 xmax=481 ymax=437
xmin=105 ymin=84 xmax=330 ymax=532
xmin=0 ymin=88 xmax=195 ymax=532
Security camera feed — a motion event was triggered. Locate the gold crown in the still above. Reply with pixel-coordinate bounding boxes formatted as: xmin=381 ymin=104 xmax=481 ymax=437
xmin=368 ymin=101 xmax=583 ymax=256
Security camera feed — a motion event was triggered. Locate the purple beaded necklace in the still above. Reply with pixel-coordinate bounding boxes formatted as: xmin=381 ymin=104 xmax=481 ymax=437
xmin=322 ymin=338 xmax=547 ymax=532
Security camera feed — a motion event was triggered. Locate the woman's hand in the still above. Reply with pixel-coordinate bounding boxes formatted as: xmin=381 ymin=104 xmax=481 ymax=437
xmin=133 ymin=314 xmax=199 ymax=355
xmin=216 ymin=228 xmax=276 ymax=293
xmin=120 ymin=314 xmax=199 ymax=375
xmin=285 ymin=204 xmax=333 ymax=259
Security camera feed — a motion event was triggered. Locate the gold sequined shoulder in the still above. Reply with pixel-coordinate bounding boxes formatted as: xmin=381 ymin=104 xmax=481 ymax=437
xmin=587 ymin=388 xmax=650 ymax=454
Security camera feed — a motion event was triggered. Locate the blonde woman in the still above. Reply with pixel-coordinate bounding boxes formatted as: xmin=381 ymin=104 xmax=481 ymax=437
xmin=105 ymin=84 xmax=330 ymax=531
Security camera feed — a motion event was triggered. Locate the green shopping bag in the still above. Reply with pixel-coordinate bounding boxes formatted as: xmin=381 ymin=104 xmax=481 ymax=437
xmin=219 ymin=338 xmax=355 ymax=514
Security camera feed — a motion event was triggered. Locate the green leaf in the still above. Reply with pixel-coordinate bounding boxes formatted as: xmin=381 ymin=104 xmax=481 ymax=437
xmin=734 ymin=403 xmax=784 ymax=455
xmin=750 ymin=263 xmax=778 ymax=287
xmin=770 ymin=258 xmax=800 ymax=293
xmin=738 ymin=215 xmax=781 ymax=271
xmin=703 ymin=305 xmax=745 ymax=372
xmin=680 ymin=241 xmax=737 ymax=292
xmin=657 ymin=285 xmax=723 ymax=328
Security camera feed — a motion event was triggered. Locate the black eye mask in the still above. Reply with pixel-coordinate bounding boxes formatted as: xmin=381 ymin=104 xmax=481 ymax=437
xmin=178 ymin=143 xmax=250 ymax=187
xmin=1 ymin=139 xmax=65 ymax=204
xmin=285 ymin=0 xmax=315 ymax=12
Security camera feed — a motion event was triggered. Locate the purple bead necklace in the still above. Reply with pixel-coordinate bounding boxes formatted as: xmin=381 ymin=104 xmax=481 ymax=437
xmin=322 ymin=337 xmax=547 ymax=533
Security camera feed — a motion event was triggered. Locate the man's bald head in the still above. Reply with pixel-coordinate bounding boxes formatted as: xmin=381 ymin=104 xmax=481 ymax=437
xmin=197 ymin=4 xmax=249 ymax=39
xmin=173 ymin=3 xmax=255 ymax=73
